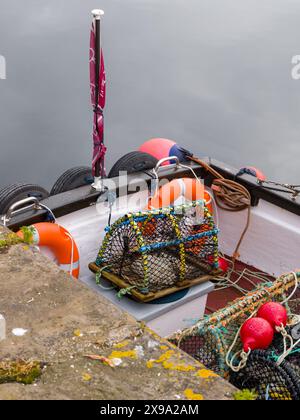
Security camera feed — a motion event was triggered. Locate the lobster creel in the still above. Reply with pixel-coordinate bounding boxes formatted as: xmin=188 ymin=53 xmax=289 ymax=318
xmin=89 ymin=200 xmax=220 ymax=302
xmin=170 ymin=272 xmax=300 ymax=400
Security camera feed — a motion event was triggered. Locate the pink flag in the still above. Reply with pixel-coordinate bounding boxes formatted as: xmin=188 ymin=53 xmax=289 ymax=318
xmin=90 ymin=22 xmax=106 ymax=177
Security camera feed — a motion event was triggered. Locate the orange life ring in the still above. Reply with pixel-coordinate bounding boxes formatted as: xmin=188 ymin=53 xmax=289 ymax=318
xmin=17 ymin=223 xmax=80 ymax=279
xmin=147 ymin=177 xmax=213 ymax=213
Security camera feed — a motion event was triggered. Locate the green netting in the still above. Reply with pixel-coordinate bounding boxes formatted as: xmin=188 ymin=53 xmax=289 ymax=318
xmin=172 ymin=273 xmax=300 ymax=382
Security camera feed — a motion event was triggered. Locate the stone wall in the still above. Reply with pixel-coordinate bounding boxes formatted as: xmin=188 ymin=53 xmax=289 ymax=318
xmin=0 ymin=226 xmax=235 ymax=400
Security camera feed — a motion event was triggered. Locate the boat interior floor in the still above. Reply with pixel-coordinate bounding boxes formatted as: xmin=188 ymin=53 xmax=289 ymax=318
xmin=206 ymin=259 xmax=274 ymax=314
xmin=53 ymin=191 xmax=299 ymax=322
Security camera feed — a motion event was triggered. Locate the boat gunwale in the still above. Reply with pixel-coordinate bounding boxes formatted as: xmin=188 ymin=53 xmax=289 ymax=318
xmin=5 ymin=158 xmax=300 ymax=230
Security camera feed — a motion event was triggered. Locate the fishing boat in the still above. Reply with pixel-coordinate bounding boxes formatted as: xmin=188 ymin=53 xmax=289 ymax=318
xmin=1 ymin=9 xmax=300 ymax=400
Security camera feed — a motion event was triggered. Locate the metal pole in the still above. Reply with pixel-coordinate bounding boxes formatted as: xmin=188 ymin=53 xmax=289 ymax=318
xmin=91 ymin=9 xmax=105 ymax=190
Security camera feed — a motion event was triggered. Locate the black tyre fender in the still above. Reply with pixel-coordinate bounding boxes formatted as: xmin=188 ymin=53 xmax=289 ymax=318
xmin=0 ymin=183 xmax=49 ymax=215
xmin=50 ymin=166 xmax=93 ymax=196
xmin=108 ymin=151 xmax=158 ymax=178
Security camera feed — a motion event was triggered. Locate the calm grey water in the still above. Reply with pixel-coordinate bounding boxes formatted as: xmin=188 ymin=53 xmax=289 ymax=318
xmin=0 ymin=0 xmax=300 ymax=191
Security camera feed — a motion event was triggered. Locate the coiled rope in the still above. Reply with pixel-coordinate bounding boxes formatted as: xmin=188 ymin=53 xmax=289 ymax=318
xmin=189 ymin=156 xmax=251 ymax=262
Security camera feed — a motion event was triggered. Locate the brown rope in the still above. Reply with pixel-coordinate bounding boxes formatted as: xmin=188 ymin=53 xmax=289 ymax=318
xmin=189 ymin=156 xmax=251 ymax=262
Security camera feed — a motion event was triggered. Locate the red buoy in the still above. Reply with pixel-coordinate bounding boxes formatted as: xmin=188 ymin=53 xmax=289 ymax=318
xmin=240 ymin=318 xmax=274 ymax=352
xmin=139 ymin=138 xmax=176 ymax=165
xmin=257 ymin=302 xmax=288 ymax=330
xmin=218 ymin=257 xmax=229 ymax=274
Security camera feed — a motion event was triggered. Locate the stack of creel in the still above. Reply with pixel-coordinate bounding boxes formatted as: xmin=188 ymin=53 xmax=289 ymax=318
xmin=171 ymin=272 xmax=300 ymax=400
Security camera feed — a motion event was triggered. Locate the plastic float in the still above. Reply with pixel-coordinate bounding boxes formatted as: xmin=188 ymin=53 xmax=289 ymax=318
xmin=139 ymin=138 xmax=187 ymax=165
xmin=240 ymin=318 xmax=274 ymax=353
xmin=236 ymin=166 xmax=267 ymax=183
xmin=257 ymin=302 xmax=288 ymax=330
xmin=147 ymin=177 xmax=213 ymax=214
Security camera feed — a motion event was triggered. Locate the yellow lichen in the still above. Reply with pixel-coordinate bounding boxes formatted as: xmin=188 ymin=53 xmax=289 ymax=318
xmin=196 ymin=369 xmax=218 ymax=379
xmin=160 ymin=345 xmax=169 ymax=351
xmin=147 ymin=350 xmax=196 ymax=373
xmin=82 ymin=373 xmax=92 ymax=382
xmin=113 ymin=340 xmax=129 ymax=349
xmin=184 ymin=388 xmax=204 ymax=400
xmin=108 ymin=350 xmax=137 ymax=360
xmin=162 ymin=361 xmax=195 ymax=372
xmin=146 ymin=350 xmax=174 ymax=368
xmin=146 ymin=360 xmax=154 ymax=369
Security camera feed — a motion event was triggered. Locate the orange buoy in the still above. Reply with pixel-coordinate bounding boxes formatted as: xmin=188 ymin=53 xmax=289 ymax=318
xmin=17 ymin=223 xmax=80 ymax=279
xmin=147 ymin=177 xmax=213 ymax=213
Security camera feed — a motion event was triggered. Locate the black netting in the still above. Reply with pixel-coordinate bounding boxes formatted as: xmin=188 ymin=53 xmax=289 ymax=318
xmin=230 ymin=349 xmax=300 ymax=401
xmin=179 ymin=332 xmax=225 ymax=376
xmin=178 ymin=325 xmax=300 ymax=400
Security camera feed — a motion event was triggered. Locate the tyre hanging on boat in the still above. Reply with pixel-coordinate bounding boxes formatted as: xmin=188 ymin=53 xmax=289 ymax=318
xmin=0 ymin=183 xmax=49 ymax=215
xmin=17 ymin=223 xmax=80 ymax=279
xmin=108 ymin=151 xmax=158 ymax=178
xmin=50 ymin=166 xmax=93 ymax=196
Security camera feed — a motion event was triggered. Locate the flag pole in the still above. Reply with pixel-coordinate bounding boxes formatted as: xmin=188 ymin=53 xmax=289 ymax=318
xmin=91 ymin=9 xmax=105 ymax=191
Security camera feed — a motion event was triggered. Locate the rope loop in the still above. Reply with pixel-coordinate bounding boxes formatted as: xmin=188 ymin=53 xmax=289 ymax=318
xmin=189 ymin=156 xmax=251 ymax=262
xmin=228 ymin=349 xmax=251 ymax=373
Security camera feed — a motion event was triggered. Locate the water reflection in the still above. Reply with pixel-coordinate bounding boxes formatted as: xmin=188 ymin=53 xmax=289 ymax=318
xmin=0 ymin=0 xmax=299 ymax=190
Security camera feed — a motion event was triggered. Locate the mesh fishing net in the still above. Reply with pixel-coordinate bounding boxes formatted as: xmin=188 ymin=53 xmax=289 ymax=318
xmin=231 ymin=348 xmax=300 ymax=401
xmin=93 ymin=200 xmax=219 ymax=295
xmin=171 ymin=272 xmax=300 ymax=399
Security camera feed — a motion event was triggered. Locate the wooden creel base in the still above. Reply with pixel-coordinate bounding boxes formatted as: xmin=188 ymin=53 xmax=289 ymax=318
xmin=89 ymin=262 xmax=220 ymax=303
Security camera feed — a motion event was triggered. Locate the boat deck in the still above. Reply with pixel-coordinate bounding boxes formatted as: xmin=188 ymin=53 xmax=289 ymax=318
xmin=206 ymin=260 xmax=274 ymax=313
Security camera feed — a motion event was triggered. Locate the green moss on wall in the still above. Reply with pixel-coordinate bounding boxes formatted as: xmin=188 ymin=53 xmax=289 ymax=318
xmin=0 ymin=232 xmax=22 ymax=249
xmin=0 ymin=360 xmax=42 ymax=385
xmin=233 ymin=389 xmax=258 ymax=401
xmin=0 ymin=226 xmax=35 ymax=250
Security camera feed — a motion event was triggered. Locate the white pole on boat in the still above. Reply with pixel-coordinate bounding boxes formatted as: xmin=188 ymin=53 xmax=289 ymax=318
xmin=91 ymin=9 xmax=105 ymax=192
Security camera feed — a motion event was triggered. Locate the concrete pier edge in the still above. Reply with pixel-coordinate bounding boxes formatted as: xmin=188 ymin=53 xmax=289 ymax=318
xmin=0 ymin=225 xmax=235 ymax=400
